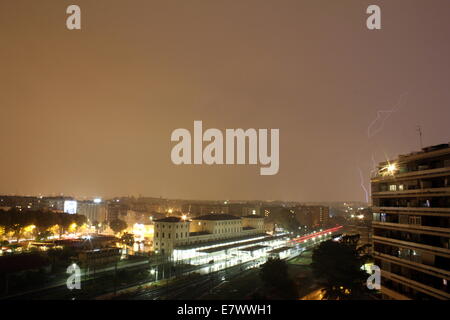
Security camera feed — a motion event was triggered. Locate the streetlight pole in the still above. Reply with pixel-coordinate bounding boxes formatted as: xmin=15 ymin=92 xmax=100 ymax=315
xmin=113 ymin=260 xmax=118 ymax=296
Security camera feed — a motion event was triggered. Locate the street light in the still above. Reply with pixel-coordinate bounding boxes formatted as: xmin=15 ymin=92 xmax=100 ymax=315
xmin=150 ymin=268 xmax=158 ymax=281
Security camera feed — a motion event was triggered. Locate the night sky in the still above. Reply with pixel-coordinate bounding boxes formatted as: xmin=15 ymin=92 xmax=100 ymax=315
xmin=1 ymin=0 xmax=450 ymax=202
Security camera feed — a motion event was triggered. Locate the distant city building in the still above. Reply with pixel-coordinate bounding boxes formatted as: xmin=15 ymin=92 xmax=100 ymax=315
xmin=294 ymin=205 xmax=330 ymax=228
xmin=181 ymin=202 xmax=229 ymax=215
xmin=180 ymin=201 xmax=261 ymax=217
xmin=261 ymin=205 xmax=330 ymax=228
xmin=44 ymin=196 xmax=74 ymax=212
xmin=343 ymin=208 xmax=372 ymax=250
xmin=106 ymin=201 xmax=128 ymax=222
xmin=371 ymin=143 xmax=450 ymax=300
xmin=77 ymin=200 xmax=107 ymax=224
xmin=63 ymin=200 xmax=77 ymax=214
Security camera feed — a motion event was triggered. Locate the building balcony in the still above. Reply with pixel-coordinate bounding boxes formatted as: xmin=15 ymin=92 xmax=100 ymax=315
xmin=371 ymin=166 xmax=450 ymax=183
xmin=381 ymin=270 xmax=450 ymax=300
xmin=372 ymin=206 xmax=450 ymax=215
xmin=374 ymin=251 xmax=450 ymax=280
xmin=379 ymin=285 xmax=411 ymax=300
xmin=372 ymin=187 xmax=450 ymax=198
xmin=372 ymin=235 xmax=450 ymax=258
xmin=372 ymin=221 xmax=450 ymax=238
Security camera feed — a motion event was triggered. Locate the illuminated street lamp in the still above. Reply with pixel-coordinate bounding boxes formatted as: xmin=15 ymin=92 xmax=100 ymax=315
xmin=150 ymin=268 xmax=158 ymax=281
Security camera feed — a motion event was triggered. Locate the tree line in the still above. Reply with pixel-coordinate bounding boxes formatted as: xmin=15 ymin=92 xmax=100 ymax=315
xmin=0 ymin=208 xmax=87 ymax=242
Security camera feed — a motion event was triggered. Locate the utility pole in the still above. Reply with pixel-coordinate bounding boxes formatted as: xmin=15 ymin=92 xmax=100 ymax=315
xmin=417 ymin=125 xmax=423 ymax=149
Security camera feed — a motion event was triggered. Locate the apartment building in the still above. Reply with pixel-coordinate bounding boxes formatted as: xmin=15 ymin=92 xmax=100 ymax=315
xmin=371 ymin=143 xmax=450 ymax=300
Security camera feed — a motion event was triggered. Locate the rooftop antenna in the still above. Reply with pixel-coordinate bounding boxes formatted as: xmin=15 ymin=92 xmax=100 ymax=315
xmin=416 ymin=125 xmax=423 ymax=150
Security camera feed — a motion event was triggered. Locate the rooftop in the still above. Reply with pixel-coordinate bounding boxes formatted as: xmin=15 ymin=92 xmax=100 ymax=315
xmin=189 ymin=231 xmax=210 ymax=236
xmin=154 ymin=216 xmax=183 ymax=223
xmin=192 ymin=234 xmax=287 ymax=253
xmin=242 ymin=215 xmax=264 ymax=219
xmin=267 ymin=246 xmax=292 ymax=254
xmin=192 ymin=214 xmax=241 ymax=221
xmin=175 ymin=233 xmax=269 ymax=251
xmin=379 ymin=143 xmax=450 ymax=166
xmin=239 ymin=245 xmax=268 ymax=252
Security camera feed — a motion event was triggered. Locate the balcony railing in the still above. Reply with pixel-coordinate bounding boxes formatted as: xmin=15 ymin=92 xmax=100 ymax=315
xmin=372 ymin=206 xmax=450 ymax=213
xmin=372 ymin=166 xmax=450 ymax=181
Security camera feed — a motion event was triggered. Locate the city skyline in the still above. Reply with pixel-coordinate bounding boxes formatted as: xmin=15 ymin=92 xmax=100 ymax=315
xmin=1 ymin=0 xmax=449 ymax=303
xmin=2 ymin=1 xmax=450 ymax=202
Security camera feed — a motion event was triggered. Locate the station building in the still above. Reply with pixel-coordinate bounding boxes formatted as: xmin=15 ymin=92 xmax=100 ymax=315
xmin=153 ymin=214 xmax=266 ymax=254
xmin=153 ymin=214 xmax=291 ymax=270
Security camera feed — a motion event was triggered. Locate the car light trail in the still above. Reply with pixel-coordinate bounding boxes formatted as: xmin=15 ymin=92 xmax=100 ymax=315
xmin=290 ymin=226 xmax=343 ymax=244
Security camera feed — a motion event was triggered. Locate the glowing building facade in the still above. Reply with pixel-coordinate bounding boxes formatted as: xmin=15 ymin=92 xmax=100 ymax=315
xmin=371 ymin=143 xmax=450 ymax=300
xmin=152 ymin=214 xmax=266 ymax=255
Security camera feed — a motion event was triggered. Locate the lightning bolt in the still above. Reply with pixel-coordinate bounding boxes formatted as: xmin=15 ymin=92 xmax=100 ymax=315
xmin=357 ymin=92 xmax=409 ymax=203
xmin=358 ymin=167 xmax=369 ymax=203
xmin=367 ymin=93 xmax=409 ymax=139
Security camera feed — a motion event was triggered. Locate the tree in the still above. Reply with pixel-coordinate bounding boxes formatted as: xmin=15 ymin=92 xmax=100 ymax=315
xmin=0 ymin=209 xmax=88 ymax=241
xmin=55 ymin=213 xmax=86 ymax=237
xmin=74 ymin=214 xmax=87 ymax=227
xmin=36 ymin=230 xmax=53 ymax=241
xmin=92 ymin=220 xmax=100 ymax=233
xmin=311 ymin=240 xmax=369 ymax=300
xmin=121 ymin=232 xmax=134 ymax=247
xmin=341 ymin=234 xmax=360 ymax=246
xmin=267 ymin=208 xmax=300 ymax=233
xmin=109 ymin=219 xmax=127 ymax=234
xmin=56 ymin=214 xmax=73 ymax=237
xmin=259 ymin=258 xmax=298 ymax=299
xmin=8 ymin=208 xmax=32 ymax=242
xmin=32 ymin=210 xmax=55 ymax=235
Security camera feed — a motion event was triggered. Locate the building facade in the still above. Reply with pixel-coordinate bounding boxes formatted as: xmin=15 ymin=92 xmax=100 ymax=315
xmin=292 ymin=205 xmax=330 ymax=229
xmin=371 ymin=143 xmax=450 ymax=300
xmin=77 ymin=201 xmax=107 ymax=224
xmin=152 ymin=214 xmax=266 ymax=255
